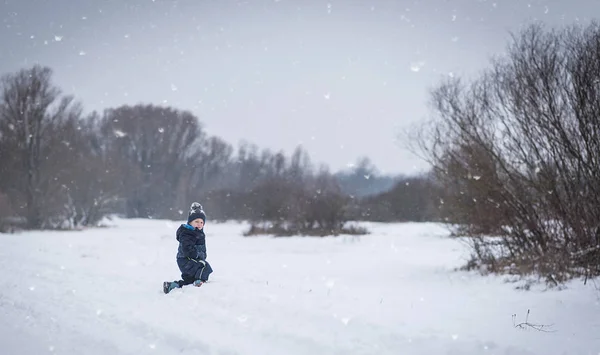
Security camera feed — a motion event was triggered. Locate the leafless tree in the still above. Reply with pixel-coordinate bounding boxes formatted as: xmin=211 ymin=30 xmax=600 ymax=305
xmin=98 ymin=104 xmax=205 ymax=218
xmin=355 ymin=173 xmax=440 ymax=222
xmin=0 ymin=65 xmax=81 ymax=228
xmin=52 ymin=112 xmax=131 ymax=227
xmin=0 ymin=191 xmax=16 ymax=232
xmin=303 ymin=167 xmax=350 ymax=233
xmin=413 ymin=22 xmax=600 ymax=283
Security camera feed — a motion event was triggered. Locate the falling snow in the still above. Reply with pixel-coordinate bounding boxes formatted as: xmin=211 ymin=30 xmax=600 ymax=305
xmin=113 ymin=130 xmax=127 ymax=138
xmin=410 ymin=61 xmax=425 ymax=72
xmin=1 ymin=2 xmax=600 ymax=353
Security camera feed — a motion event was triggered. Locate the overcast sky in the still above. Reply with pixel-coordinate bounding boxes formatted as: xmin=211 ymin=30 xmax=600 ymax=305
xmin=1 ymin=0 xmax=599 ymax=174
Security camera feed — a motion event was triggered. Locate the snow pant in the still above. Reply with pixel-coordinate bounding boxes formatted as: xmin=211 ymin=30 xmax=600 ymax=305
xmin=177 ymin=257 xmax=213 ymax=285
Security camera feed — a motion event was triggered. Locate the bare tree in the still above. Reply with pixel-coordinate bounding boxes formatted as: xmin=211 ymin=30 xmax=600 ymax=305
xmin=288 ymin=146 xmax=313 ymax=183
xmin=414 ymin=22 xmax=600 ymax=283
xmin=234 ymin=142 xmax=272 ymax=192
xmin=98 ymin=104 xmax=204 ymax=218
xmin=0 ymin=65 xmax=80 ymax=228
xmin=187 ymin=136 xmax=233 ymax=193
xmin=52 ymin=112 xmax=130 ymax=227
xmin=0 ymin=191 xmax=17 ymax=232
xmin=303 ymin=168 xmax=350 ymax=233
xmin=355 ymin=173 xmax=440 ymax=222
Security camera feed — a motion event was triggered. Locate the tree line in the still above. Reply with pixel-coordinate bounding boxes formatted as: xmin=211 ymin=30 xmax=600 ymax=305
xmin=0 ymin=66 xmax=439 ymax=234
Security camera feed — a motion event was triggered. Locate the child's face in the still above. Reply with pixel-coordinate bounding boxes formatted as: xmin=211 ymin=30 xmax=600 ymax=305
xmin=190 ymin=218 xmax=204 ymax=230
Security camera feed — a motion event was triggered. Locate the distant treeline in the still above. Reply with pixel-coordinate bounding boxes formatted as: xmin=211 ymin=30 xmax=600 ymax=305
xmin=0 ymin=65 xmax=442 ymax=235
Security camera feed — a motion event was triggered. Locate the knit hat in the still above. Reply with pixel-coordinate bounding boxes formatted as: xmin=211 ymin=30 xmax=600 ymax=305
xmin=187 ymin=202 xmax=206 ymax=224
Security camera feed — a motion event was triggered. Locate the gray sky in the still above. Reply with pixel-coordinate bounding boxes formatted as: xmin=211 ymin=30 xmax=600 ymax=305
xmin=1 ymin=0 xmax=599 ymax=174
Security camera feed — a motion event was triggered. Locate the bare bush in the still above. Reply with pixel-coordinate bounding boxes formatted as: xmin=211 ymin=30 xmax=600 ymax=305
xmin=414 ymin=22 xmax=600 ymax=284
xmin=242 ymin=148 xmax=363 ymax=237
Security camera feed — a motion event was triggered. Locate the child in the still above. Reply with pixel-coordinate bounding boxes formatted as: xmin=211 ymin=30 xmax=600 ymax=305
xmin=163 ymin=202 xmax=213 ymax=294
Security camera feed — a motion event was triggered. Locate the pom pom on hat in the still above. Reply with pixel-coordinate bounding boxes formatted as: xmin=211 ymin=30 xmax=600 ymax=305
xmin=187 ymin=202 xmax=206 ymax=224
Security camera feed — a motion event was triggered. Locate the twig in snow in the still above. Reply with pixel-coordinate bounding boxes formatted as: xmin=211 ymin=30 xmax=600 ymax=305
xmin=512 ymin=309 xmax=555 ymax=333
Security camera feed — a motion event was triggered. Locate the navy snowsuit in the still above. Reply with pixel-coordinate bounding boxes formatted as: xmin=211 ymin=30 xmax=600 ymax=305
xmin=176 ymin=224 xmax=213 ymax=283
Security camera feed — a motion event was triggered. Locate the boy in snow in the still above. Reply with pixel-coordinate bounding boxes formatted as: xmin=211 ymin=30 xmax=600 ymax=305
xmin=163 ymin=202 xmax=213 ymax=294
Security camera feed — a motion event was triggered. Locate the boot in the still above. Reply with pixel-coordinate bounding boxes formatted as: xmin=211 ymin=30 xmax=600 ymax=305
xmin=163 ymin=281 xmax=180 ymax=294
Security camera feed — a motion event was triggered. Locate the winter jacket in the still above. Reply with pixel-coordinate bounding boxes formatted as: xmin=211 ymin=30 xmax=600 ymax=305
xmin=176 ymin=224 xmax=207 ymax=261
xmin=175 ymin=223 xmax=213 ymax=281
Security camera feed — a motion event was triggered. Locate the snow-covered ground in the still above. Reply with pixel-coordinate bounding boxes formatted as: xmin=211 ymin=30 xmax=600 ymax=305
xmin=0 ymin=218 xmax=599 ymax=355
